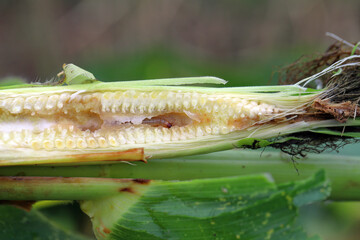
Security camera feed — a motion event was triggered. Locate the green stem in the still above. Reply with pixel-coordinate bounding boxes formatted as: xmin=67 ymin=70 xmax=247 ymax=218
xmin=0 ymin=177 xmax=135 ymax=200
xmin=0 ymin=150 xmax=359 ymax=200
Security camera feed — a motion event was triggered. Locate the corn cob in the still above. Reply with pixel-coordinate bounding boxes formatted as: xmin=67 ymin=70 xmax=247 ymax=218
xmin=0 ymin=61 xmax=358 ymax=166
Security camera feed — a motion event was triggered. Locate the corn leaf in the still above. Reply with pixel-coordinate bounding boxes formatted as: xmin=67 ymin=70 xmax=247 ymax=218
xmin=0 ymin=205 xmax=89 ymax=240
xmin=81 ymin=170 xmax=329 ymax=240
xmin=310 ymin=127 xmax=360 ymax=138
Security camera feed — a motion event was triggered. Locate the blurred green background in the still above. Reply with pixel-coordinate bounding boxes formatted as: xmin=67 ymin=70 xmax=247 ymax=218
xmin=3 ymin=0 xmax=360 ymax=86
xmin=1 ymin=1 xmax=360 ymax=239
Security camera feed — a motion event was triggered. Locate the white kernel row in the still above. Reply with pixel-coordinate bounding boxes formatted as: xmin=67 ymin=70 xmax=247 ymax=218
xmin=0 ymin=92 xmax=101 ymax=115
xmin=0 ymin=91 xmax=279 ymax=124
xmin=0 ymin=123 xmax=231 ymax=150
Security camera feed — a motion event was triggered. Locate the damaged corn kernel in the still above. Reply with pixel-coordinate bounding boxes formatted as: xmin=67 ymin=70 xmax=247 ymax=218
xmin=0 ymin=62 xmax=357 ymax=166
xmin=0 ymin=89 xmax=279 ymax=150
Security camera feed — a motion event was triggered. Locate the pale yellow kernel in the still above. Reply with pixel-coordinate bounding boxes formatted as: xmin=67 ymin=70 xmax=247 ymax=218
xmin=249 ymin=112 xmax=257 ymax=119
xmin=46 ymin=95 xmax=58 ymax=110
xmin=157 ymin=91 xmax=166 ymax=99
xmin=87 ymin=137 xmax=98 ymax=148
xmin=11 ymin=97 xmax=24 ymax=114
xmin=147 ymin=103 xmax=155 ymax=113
xmin=77 ymin=138 xmax=87 ymax=149
xmin=23 ymin=96 xmax=36 ymax=110
xmin=57 ymin=102 xmax=64 ymax=109
xmin=212 ymin=126 xmax=220 ymax=134
xmin=205 ymin=104 xmax=212 ymax=113
xmin=129 ymin=104 xmax=136 ymax=114
xmin=253 ymin=105 xmax=260 ymax=112
xmin=2 ymin=98 xmax=12 ymax=109
xmin=82 ymin=95 xmax=92 ymax=103
xmin=103 ymin=92 xmax=112 ymax=100
xmin=145 ymin=128 xmax=154 ymax=143
xmin=259 ymin=107 xmax=266 ymax=115
xmin=58 ymin=93 xmax=70 ymax=107
xmin=191 ymin=99 xmax=198 ymax=108
xmin=153 ymin=128 xmax=162 ymax=143
xmin=183 ymin=100 xmax=190 ymax=109
xmin=114 ymin=92 xmax=122 ymax=100
xmin=101 ymin=104 xmax=108 ymax=112
xmin=265 ymin=107 xmax=273 ymax=115
xmin=124 ymin=130 xmax=135 ymax=144
xmin=124 ymin=90 xmax=134 ymax=98
xmin=174 ymin=101 xmax=182 ymax=110
xmin=161 ymin=128 xmax=171 ymax=142
xmin=134 ymin=128 xmax=145 ymax=144
xmin=34 ymin=96 xmax=47 ymax=111
xmin=55 ymin=139 xmax=65 ymax=149
xmin=98 ymin=137 xmax=108 ymax=148
xmin=183 ymin=92 xmax=191 ymax=99
xmin=166 ymin=92 xmax=175 ymax=99
xmin=170 ymin=127 xmax=180 ymax=141
xmin=199 ymin=94 xmax=207 ymax=106
xmin=66 ymin=138 xmax=76 ymax=149
xmin=205 ymin=126 xmax=212 ymax=134
xmin=150 ymin=91 xmax=158 ymax=99
xmin=31 ymin=140 xmax=42 ymax=150
xmin=43 ymin=140 xmax=54 ymax=150
xmin=185 ymin=126 xmax=195 ymax=137
xmin=138 ymin=105 xmax=145 ymax=114
xmin=108 ymin=135 xmax=118 ymax=146
xmin=196 ymin=126 xmax=204 ymax=137
xmin=220 ymin=126 xmax=230 ymax=134
xmin=121 ymin=101 xmax=130 ymax=113
xmin=155 ymin=101 xmax=166 ymax=111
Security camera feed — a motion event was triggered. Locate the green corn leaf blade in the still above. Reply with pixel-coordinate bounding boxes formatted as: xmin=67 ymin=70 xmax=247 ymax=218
xmin=310 ymin=127 xmax=360 ymax=138
xmin=0 ymin=205 xmax=89 ymax=240
xmin=80 ymin=170 xmax=329 ymax=240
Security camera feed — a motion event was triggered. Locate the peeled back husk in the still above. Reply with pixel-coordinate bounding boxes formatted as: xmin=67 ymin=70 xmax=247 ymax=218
xmin=0 ymin=60 xmax=359 ymax=166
